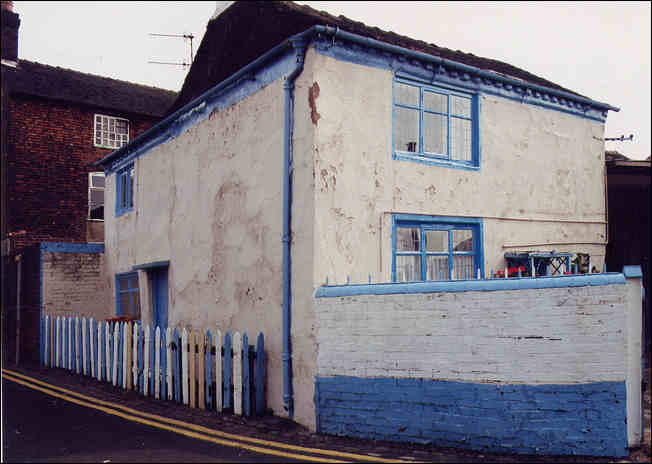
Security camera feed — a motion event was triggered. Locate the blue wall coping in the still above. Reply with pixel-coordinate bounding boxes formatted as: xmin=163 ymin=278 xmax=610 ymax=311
xmin=622 ymin=265 xmax=642 ymax=278
xmin=40 ymin=242 xmax=105 ymax=254
xmin=315 ymin=273 xmax=626 ymax=298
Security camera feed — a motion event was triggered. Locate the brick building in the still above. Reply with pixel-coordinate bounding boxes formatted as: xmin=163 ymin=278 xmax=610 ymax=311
xmin=1 ymin=1 xmax=177 ymax=362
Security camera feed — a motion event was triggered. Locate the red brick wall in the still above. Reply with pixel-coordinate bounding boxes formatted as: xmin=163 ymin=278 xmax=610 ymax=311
xmin=6 ymin=94 xmax=161 ymax=251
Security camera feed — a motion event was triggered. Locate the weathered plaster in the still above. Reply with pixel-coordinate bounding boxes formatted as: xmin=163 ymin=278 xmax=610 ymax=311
xmin=310 ymin=53 xmax=607 ymax=285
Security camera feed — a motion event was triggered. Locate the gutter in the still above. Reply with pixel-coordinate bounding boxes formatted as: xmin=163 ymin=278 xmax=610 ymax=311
xmin=281 ymin=38 xmax=307 ymax=418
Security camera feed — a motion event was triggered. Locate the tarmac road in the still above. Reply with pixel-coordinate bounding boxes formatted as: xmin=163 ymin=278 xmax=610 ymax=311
xmin=1 ymin=377 xmax=301 ymax=463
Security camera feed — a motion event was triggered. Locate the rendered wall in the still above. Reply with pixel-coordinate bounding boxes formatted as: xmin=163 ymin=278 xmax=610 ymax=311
xmin=103 ymin=50 xmax=318 ymax=426
xmin=41 ymin=243 xmax=109 ymax=320
xmin=313 ymin=273 xmax=642 ymax=456
xmin=309 ymin=52 xmax=607 ymax=285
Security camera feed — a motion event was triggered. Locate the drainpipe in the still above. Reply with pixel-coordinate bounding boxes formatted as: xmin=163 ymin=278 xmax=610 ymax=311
xmin=282 ymin=37 xmax=307 ymax=418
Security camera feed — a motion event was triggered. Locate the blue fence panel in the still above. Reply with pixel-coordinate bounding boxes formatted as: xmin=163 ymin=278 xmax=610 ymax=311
xmin=224 ymin=332 xmax=232 ymax=410
xmin=255 ymin=333 xmax=265 ymax=415
xmin=173 ymin=327 xmax=181 ymax=403
xmin=205 ymin=330 xmax=213 ymax=410
xmin=243 ymin=332 xmax=250 ymax=416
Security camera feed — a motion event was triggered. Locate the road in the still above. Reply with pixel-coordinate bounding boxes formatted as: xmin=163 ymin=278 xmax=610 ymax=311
xmin=1 ymin=377 xmax=301 ymax=463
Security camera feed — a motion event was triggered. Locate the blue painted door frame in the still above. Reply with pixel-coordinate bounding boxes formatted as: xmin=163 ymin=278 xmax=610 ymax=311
xmin=152 ymin=267 xmax=168 ymax=330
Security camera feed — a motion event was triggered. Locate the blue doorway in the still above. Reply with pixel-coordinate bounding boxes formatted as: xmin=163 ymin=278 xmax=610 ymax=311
xmin=152 ymin=267 xmax=168 ymax=330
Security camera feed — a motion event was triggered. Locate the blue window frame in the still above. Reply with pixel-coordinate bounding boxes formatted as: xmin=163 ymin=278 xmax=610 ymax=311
xmin=392 ymin=215 xmax=483 ymax=282
xmin=393 ymin=78 xmax=479 ymax=169
xmin=116 ymin=272 xmax=140 ymax=319
xmin=115 ymin=163 xmax=134 ymax=216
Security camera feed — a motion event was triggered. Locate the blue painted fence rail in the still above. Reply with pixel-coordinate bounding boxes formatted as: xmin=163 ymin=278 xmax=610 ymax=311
xmin=40 ymin=315 xmax=266 ymax=417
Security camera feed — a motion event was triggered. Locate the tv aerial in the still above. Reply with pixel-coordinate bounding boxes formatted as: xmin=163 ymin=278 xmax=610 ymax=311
xmin=148 ymin=32 xmax=195 ymax=68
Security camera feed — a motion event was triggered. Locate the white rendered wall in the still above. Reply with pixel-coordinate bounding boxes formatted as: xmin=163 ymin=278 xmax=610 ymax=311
xmin=309 ymin=53 xmax=607 ymax=285
xmin=314 ymin=284 xmax=627 ymax=383
xmin=104 ymin=57 xmax=318 ymax=426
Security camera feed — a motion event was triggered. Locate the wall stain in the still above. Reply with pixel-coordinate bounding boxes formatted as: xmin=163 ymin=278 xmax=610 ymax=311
xmin=308 ymin=82 xmax=321 ymax=126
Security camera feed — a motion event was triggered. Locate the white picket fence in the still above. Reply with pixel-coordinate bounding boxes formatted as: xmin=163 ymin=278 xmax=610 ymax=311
xmin=40 ymin=315 xmax=266 ymax=416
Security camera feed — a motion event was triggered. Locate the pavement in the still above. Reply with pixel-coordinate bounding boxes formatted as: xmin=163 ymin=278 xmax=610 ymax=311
xmin=2 ymin=361 xmax=651 ymax=463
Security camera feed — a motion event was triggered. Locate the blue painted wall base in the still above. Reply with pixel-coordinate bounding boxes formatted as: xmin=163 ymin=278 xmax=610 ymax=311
xmin=314 ymin=376 xmax=627 ymax=457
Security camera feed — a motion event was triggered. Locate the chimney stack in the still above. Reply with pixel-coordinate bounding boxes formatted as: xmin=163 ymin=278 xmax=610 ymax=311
xmin=1 ymin=0 xmax=20 ymax=66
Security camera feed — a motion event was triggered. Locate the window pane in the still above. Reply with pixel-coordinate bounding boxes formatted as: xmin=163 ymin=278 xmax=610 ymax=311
xmin=119 ymin=277 xmax=129 ymax=291
xmin=90 ymin=189 xmax=104 ymax=208
xmin=396 ymin=227 xmax=420 ymax=252
xmin=423 ymin=112 xmax=447 ymax=155
xmin=394 ymin=107 xmax=419 ymax=152
xmin=394 ymin=82 xmax=419 ymax=107
xmin=91 ymin=174 xmax=105 ymax=188
xmin=132 ymin=292 xmax=141 ymax=319
xmin=129 ymin=168 xmax=135 ymax=208
xmin=425 ymin=230 xmax=448 ymax=252
xmin=452 ymin=255 xmax=474 ymax=280
xmin=424 ymin=91 xmax=447 ymax=113
xmin=396 ymin=255 xmax=421 ymax=282
xmin=450 ymin=95 xmax=471 ymax=118
xmin=120 ymin=172 xmax=127 ymax=208
xmin=120 ymin=293 xmax=130 ymax=314
xmin=452 ymin=230 xmax=473 ymax=251
xmin=450 ymin=117 xmax=472 ymax=161
xmin=128 ymin=276 xmax=138 ymax=290
xmin=426 ymin=255 xmax=449 ymax=280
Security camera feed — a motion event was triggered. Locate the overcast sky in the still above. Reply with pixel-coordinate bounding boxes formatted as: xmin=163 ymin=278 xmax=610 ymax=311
xmin=12 ymin=1 xmax=651 ymax=159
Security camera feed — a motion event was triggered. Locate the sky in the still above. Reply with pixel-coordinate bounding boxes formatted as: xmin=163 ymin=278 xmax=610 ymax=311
xmin=12 ymin=1 xmax=651 ymax=160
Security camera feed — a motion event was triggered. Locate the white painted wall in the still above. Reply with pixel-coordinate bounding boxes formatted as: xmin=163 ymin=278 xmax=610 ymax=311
xmin=309 ymin=53 xmax=607 ymax=285
xmin=314 ymin=284 xmax=628 ymax=383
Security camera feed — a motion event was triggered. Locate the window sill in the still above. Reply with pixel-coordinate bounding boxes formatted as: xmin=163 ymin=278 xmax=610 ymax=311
xmin=87 ymin=218 xmax=105 ymax=222
xmin=393 ymin=152 xmax=480 ymax=172
xmin=115 ymin=207 xmax=133 ymax=217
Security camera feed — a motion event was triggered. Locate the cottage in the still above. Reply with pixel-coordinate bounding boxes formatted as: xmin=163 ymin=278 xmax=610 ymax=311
xmin=96 ymin=1 xmax=628 ymax=453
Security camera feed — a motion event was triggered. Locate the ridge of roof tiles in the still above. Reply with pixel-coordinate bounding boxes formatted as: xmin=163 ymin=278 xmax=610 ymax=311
xmin=2 ymin=59 xmax=177 ymax=118
xmin=170 ymin=1 xmax=584 ymax=114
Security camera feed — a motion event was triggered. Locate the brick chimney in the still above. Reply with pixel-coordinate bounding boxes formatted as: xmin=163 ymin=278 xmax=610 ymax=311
xmin=1 ymin=0 xmax=20 ymax=66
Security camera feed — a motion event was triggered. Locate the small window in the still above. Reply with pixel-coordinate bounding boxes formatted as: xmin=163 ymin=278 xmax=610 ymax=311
xmin=94 ymin=114 xmax=129 ymax=149
xmin=393 ymin=79 xmax=479 ymax=168
xmin=116 ymin=272 xmax=140 ymax=319
xmin=393 ymin=215 xmax=482 ymax=282
xmin=115 ymin=163 xmax=134 ymax=216
xmin=88 ymin=172 xmax=105 ymax=220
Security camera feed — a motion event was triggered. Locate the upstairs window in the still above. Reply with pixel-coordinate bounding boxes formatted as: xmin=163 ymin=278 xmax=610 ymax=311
xmin=393 ymin=215 xmax=483 ymax=282
xmin=88 ymin=172 xmax=105 ymax=220
xmin=94 ymin=114 xmax=129 ymax=149
xmin=393 ymin=79 xmax=479 ymax=169
xmin=115 ymin=163 xmax=134 ymax=216
xmin=116 ymin=272 xmax=140 ymax=319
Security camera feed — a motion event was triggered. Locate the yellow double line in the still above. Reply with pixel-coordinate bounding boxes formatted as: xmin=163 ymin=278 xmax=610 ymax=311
xmin=2 ymin=368 xmax=411 ymax=463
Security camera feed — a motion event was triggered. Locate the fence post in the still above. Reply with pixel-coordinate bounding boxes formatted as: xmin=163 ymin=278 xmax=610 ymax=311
xmin=123 ymin=322 xmax=130 ymax=390
xmin=205 ymin=330 xmax=213 ymax=410
xmin=215 ymin=329 xmax=223 ymax=412
xmin=243 ymin=332 xmax=250 ymax=416
xmin=255 ymin=333 xmax=265 ymax=415
xmin=198 ymin=330 xmax=205 ymax=410
xmin=155 ymin=326 xmax=161 ymax=399
xmin=182 ymin=328 xmax=189 ymax=405
xmin=112 ymin=322 xmax=119 ymax=386
xmin=166 ymin=327 xmax=173 ymax=401
xmin=189 ymin=330 xmax=196 ymax=408
xmin=160 ymin=327 xmax=167 ymax=400
xmin=149 ymin=325 xmax=155 ymax=395
xmin=96 ymin=321 xmax=102 ymax=381
xmin=132 ymin=323 xmax=138 ymax=390
xmin=106 ymin=322 xmax=112 ymax=383
xmin=89 ymin=318 xmax=96 ymax=378
xmin=143 ymin=324 xmax=150 ymax=396
xmin=174 ymin=327 xmax=181 ymax=403
xmin=233 ymin=332 xmax=242 ymax=415
xmin=117 ymin=322 xmax=124 ymax=388
xmin=224 ymin=332 xmax=232 ymax=410
xmin=55 ymin=316 xmax=60 ymax=368
xmin=138 ymin=323 xmax=144 ymax=393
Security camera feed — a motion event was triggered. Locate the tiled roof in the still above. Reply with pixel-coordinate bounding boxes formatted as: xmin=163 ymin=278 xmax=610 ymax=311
xmin=170 ymin=1 xmax=583 ymax=114
xmin=2 ymin=59 xmax=177 ymax=117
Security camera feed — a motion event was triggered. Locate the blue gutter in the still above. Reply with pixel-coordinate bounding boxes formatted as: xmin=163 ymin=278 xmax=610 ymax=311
xmin=281 ymin=37 xmax=307 ymax=418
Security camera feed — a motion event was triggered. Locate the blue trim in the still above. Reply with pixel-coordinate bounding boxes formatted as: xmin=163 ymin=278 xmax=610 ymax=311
xmin=97 ymin=26 xmax=616 ymax=175
xmin=316 ymin=272 xmax=626 ymax=298
xmin=392 ymin=78 xmax=480 ymax=169
xmin=132 ymin=260 xmax=169 ymax=271
xmin=115 ymin=163 xmax=134 ymax=216
xmin=115 ymin=271 xmax=139 ymax=317
xmin=314 ymin=376 xmax=627 ymax=457
xmin=392 ymin=214 xmax=484 ymax=282
xmin=40 ymin=242 xmax=105 ymax=254
xmin=623 ymin=265 xmax=642 ymax=278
